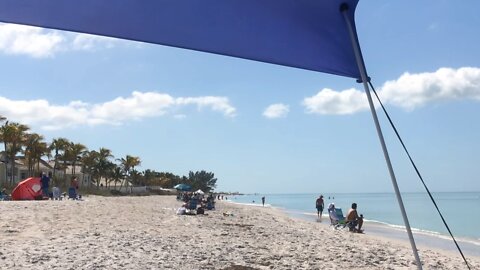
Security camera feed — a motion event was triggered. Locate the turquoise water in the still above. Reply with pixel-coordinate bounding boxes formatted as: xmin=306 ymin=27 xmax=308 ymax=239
xmin=229 ymin=192 xmax=480 ymax=241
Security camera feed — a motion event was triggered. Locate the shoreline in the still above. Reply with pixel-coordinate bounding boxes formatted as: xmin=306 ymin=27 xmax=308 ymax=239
xmin=228 ymin=200 xmax=480 ymax=259
xmin=228 ymin=192 xmax=480 ymax=241
xmin=1 ymin=195 xmax=478 ymax=269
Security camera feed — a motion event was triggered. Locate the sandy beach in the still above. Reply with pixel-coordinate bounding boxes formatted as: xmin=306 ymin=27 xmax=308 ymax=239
xmin=0 ymin=195 xmax=478 ymax=270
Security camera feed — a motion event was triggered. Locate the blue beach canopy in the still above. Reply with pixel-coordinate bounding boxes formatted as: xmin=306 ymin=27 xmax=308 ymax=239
xmin=0 ymin=0 xmax=360 ymax=78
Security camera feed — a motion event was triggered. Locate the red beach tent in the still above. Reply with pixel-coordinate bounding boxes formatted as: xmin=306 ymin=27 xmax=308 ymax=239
xmin=11 ymin=177 xmax=43 ymax=201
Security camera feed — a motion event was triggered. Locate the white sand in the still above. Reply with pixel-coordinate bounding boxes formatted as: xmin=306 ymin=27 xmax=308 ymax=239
xmin=0 ymin=195 xmax=478 ymax=269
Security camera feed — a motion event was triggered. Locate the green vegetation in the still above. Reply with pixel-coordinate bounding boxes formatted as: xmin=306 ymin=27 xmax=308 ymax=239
xmin=0 ymin=116 xmax=218 ymax=193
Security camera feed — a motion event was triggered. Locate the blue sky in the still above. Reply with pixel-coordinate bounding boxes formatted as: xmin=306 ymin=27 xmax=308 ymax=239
xmin=0 ymin=1 xmax=479 ymax=193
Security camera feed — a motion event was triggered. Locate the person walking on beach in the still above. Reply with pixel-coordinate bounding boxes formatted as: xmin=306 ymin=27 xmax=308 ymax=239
xmin=261 ymin=196 xmax=265 ymax=206
xmin=315 ymin=195 xmax=324 ymax=219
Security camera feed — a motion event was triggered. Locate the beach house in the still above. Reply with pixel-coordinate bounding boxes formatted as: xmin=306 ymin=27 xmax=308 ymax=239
xmin=0 ymin=152 xmax=91 ymax=188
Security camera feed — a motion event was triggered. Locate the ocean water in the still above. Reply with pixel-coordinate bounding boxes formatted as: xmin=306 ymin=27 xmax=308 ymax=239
xmin=229 ymin=192 xmax=480 ymax=255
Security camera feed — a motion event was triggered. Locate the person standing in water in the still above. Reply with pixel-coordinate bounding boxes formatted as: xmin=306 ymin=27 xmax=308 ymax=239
xmin=315 ymin=195 xmax=324 ymax=219
xmin=261 ymin=196 xmax=265 ymax=206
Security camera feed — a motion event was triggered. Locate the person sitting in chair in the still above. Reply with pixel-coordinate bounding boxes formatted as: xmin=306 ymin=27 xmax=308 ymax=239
xmin=328 ymin=203 xmax=338 ymax=224
xmin=0 ymin=188 xmax=10 ymax=200
xmin=346 ymin=203 xmax=364 ymax=233
xmin=197 ymin=205 xmax=205 ymax=215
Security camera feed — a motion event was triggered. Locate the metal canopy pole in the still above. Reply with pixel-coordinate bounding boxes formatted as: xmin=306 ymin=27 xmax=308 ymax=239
xmin=340 ymin=4 xmax=422 ymax=269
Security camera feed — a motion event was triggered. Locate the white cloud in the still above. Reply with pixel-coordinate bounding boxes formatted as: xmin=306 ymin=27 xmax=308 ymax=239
xmin=303 ymin=67 xmax=480 ymax=115
xmin=380 ymin=67 xmax=480 ymax=110
xmin=0 ymin=23 xmax=123 ymax=58
xmin=91 ymin=91 xmax=175 ymax=124
xmin=0 ymin=92 xmax=236 ymax=130
xmin=303 ymin=88 xmax=368 ymax=115
xmin=72 ymin=34 xmax=118 ymax=51
xmin=0 ymin=24 xmax=64 ymax=57
xmin=176 ymin=96 xmax=236 ymax=117
xmin=263 ymin=103 xmax=289 ymax=119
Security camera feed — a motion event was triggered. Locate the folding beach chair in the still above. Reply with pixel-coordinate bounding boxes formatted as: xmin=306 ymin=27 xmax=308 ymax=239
xmin=52 ymin=187 xmax=61 ymax=200
xmin=329 ymin=208 xmax=348 ymax=229
xmin=206 ymin=200 xmax=215 ymax=210
xmin=68 ymin=187 xmax=78 ymax=200
xmin=185 ymin=198 xmax=198 ymax=215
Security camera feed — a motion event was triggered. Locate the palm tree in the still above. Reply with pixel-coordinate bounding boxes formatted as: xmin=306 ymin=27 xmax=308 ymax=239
xmin=49 ymin=138 xmax=69 ymax=186
xmin=129 ymin=169 xmax=144 ymax=186
xmin=101 ymin=161 xmax=116 ymax=188
xmin=93 ymin=148 xmax=113 ymax=189
xmin=81 ymin=150 xmax=99 ymax=189
xmin=23 ymin=133 xmax=48 ymax=177
xmin=59 ymin=140 xmax=74 ymax=187
xmin=0 ymin=122 xmax=29 ymax=184
xmin=118 ymin=155 xmax=141 ymax=192
xmin=57 ymin=141 xmax=87 ymax=187
xmin=34 ymin=142 xmax=49 ymax=176
xmin=110 ymin=165 xmax=124 ymax=188
xmin=67 ymin=142 xmax=87 ymax=176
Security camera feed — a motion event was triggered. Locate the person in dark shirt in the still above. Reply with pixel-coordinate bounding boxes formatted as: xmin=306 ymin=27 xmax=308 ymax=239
xmin=40 ymin=172 xmax=50 ymax=197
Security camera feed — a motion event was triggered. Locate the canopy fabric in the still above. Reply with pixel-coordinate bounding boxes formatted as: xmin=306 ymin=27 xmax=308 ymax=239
xmin=195 ymin=189 xmax=205 ymax=194
xmin=11 ymin=177 xmax=43 ymax=200
xmin=174 ymin=184 xmax=192 ymax=191
xmin=0 ymin=0 xmax=360 ymax=79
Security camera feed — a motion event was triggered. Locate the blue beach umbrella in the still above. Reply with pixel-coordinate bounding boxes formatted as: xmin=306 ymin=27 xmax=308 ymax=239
xmin=174 ymin=184 xmax=191 ymax=191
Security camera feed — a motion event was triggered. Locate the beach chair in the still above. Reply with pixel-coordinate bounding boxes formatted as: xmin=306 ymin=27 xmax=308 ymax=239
xmin=329 ymin=208 xmax=348 ymax=229
xmin=185 ymin=198 xmax=198 ymax=215
xmin=68 ymin=187 xmax=78 ymax=200
xmin=206 ymin=200 xmax=215 ymax=210
xmin=0 ymin=189 xmax=11 ymax=201
xmin=52 ymin=187 xmax=61 ymax=200
xmin=188 ymin=198 xmax=198 ymax=209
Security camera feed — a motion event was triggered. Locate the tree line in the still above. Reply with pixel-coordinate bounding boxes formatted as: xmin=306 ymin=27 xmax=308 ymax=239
xmin=0 ymin=116 xmax=217 ymax=192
